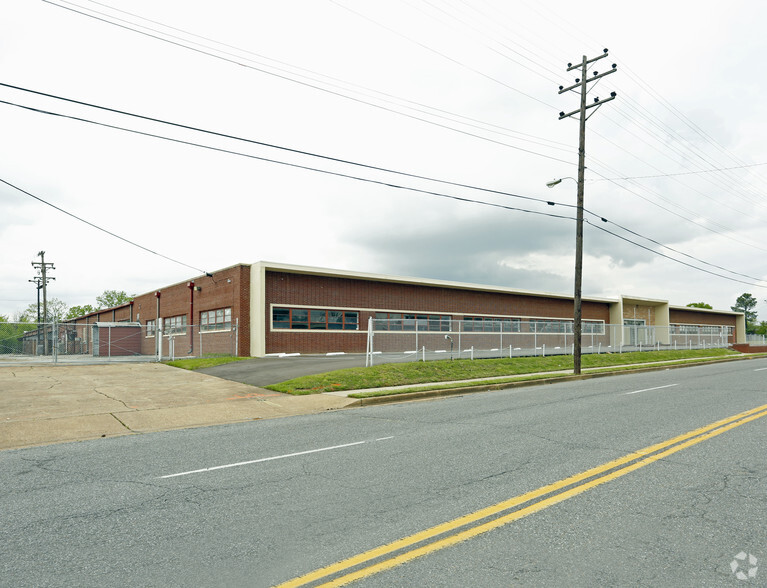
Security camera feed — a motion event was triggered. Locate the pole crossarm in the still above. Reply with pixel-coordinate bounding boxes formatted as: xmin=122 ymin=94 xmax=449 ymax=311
xmin=558 ymin=67 xmax=617 ymax=94
xmin=566 ymin=50 xmax=610 ymax=72
xmin=559 ymin=94 xmax=616 ymax=120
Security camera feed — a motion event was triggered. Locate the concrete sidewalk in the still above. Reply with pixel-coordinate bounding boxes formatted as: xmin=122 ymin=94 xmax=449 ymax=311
xmin=0 ymin=363 xmax=357 ymax=451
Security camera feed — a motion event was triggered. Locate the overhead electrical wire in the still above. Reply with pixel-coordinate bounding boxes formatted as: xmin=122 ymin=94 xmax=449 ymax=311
xmin=43 ymin=0 xmax=571 ymax=163
xmin=327 ymin=0 xmax=558 ymax=110
xmin=21 ymin=2 xmax=767 ymax=286
xmin=51 ymin=0 xmax=765 ymax=237
xmin=5 ymin=80 xmax=765 ymax=274
xmin=0 ymin=177 xmax=208 ymax=274
xmin=64 ymin=0 xmax=572 ymax=152
xmin=594 ymin=162 xmax=767 ymax=182
xmin=0 ymin=82 xmax=570 ymax=209
xmin=453 ymin=1 xmax=767 ymax=214
xmin=3 ymin=94 xmax=765 ymax=289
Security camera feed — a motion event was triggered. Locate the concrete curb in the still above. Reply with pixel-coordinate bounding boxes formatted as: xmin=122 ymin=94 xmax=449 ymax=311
xmin=341 ymin=354 xmax=767 ymax=407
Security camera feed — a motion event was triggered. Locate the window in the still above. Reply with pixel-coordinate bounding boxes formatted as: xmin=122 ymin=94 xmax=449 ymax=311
xmin=464 ymin=316 xmax=519 ymax=332
xmin=375 ymin=312 xmax=451 ymax=331
xmin=146 ymin=319 xmax=156 ymax=337
xmin=201 ymin=308 xmax=232 ymax=332
xmin=163 ymin=315 xmax=187 ymax=335
xmin=273 ymin=307 xmax=359 ymax=330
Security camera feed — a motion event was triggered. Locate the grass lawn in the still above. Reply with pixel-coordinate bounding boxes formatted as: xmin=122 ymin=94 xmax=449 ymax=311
xmin=163 ymin=356 xmax=252 ymax=370
xmin=265 ymin=348 xmax=743 ymax=395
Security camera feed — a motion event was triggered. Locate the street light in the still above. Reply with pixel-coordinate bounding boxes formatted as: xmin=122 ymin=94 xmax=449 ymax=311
xmin=546 ymin=176 xmax=583 ymax=375
xmin=546 ymin=177 xmax=576 ymax=188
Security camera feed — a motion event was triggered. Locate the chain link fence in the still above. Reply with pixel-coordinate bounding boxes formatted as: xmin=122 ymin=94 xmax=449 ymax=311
xmin=364 ymin=318 xmax=733 ymax=366
xmin=0 ymin=321 xmax=239 ymax=365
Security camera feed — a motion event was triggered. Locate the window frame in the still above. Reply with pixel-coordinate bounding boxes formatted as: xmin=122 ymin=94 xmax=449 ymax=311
xmin=272 ymin=307 xmax=359 ymax=331
xmin=200 ymin=307 xmax=232 ymax=332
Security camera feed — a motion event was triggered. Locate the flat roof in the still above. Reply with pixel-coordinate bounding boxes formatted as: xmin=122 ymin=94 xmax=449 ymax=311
xmin=254 ymin=261 xmax=618 ymax=304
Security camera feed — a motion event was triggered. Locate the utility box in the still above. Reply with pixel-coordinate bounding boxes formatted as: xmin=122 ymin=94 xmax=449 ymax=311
xmin=92 ymin=322 xmax=142 ymax=356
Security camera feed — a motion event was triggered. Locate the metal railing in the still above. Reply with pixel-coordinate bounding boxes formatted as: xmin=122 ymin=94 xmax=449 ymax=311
xmin=364 ymin=318 xmax=733 ymax=366
xmin=0 ymin=320 xmax=240 ymax=364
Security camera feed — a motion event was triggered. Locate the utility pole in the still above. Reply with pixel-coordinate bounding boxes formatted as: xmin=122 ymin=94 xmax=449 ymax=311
xmin=31 ymin=251 xmax=55 ymax=354
xmin=558 ymin=49 xmax=617 ymax=375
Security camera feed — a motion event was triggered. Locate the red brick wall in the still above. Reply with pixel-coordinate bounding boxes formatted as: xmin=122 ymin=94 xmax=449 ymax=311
xmin=131 ymin=264 xmax=251 ymax=356
xmin=65 ymin=264 xmax=251 ymax=357
xmin=264 ymin=271 xmax=610 ymax=354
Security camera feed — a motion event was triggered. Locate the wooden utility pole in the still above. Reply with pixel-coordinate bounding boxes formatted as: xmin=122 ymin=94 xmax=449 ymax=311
xmin=31 ymin=251 xmax=55 ymax=354
xmin=558 ymin=49 xmax=617 ymax=374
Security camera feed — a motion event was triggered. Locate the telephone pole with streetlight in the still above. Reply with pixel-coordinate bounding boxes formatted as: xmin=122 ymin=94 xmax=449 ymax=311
xmin=557 ymin=49 xmax=617 ymax=374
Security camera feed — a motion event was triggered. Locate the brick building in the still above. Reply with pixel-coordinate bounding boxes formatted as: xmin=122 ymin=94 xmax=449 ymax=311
xmin=64 ymin=261 xmax=746 ymax=357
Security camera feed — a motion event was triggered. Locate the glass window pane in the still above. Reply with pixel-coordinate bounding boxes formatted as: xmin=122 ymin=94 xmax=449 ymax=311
xmin=344 ymin=312 xmax=358 ymax=330
xmin=310 ymin=310 xmax=326 ymax=329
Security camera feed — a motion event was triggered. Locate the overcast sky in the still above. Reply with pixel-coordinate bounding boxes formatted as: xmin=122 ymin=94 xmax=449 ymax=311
xmin=2 ymin=0 xmax=767 ymax=321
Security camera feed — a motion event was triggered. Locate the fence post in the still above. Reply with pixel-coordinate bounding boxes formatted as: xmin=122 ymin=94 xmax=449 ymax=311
xmin=471 ymin=346 xmax=474 ymax=360
xmin=542 ymin=343 xmax=546 ymax=357
xmin=52 ymin=319 xmax=58 ymax=364
xmin=509 ymin=344 xmax=512 ymax=359
xmin=457 ymin=319 xmax=462 ymax=360
xmin=366 ymin=317 xmax=373 ymax=367
xmin=422 ymin=346 xmax=425 ymax=362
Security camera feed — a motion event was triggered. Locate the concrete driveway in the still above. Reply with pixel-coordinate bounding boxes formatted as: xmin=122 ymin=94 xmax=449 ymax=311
xmin=0 ymin=363 xmax=357 ymax=451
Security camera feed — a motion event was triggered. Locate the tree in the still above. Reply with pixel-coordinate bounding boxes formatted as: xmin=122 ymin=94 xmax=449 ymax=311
xmin=0 ymin=315 xmax=35 ymax=353
xmin=732 ymin=293 xmax=758 ymax=333
xmin=686 ymin=302 xmax=712 ymax=309
xmin=96 ymin=290 xmax=133 ymax=309
xmin=65 ymin=304 xmax=97 ymax=320
xmin=19 ymin=297 xmax=69 ymax=323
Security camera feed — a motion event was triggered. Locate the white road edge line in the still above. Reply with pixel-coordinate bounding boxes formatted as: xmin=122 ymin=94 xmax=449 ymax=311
xmin=160 ymin=440 xmax=372 ymax=479
xmin=625 ymin=383 xmax=678 ymax=395
xmin=755 ymin=367 xmax=767 ymax=372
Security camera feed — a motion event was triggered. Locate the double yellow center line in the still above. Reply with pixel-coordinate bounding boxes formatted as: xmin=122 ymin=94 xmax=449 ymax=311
xmin=277 ymin=402 xmax=767 ymax=587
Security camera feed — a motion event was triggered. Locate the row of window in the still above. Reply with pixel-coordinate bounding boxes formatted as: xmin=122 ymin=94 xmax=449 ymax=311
xmin=273 ymin=308 xmax=359 ymax=330
xmin=373 ymin=313 xmax=451 ymax=331
xmin=145 ymin=307 xmax=232 ymax=336
xmin=276 ymin=308 xmax=606 ymax=334
xmin=670 ymin=324 xmax=734 ymax=335
xmin=464 ymin=316 xmax=605 ymax=334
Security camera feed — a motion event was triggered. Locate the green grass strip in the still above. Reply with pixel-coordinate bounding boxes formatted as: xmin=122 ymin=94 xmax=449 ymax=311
xmin=266 ymin=348 xmax=739 ymax=395
xmin=164 ymin=355 xmax=251 ymax=370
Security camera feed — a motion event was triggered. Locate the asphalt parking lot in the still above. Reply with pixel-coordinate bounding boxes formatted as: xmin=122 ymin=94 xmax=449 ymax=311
xmin=197 ymin=354 xmax=368 ymax=385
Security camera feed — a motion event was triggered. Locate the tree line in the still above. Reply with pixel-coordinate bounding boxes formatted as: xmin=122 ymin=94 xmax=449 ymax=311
xmin=1 ymin=290 xmax=134 ymax=324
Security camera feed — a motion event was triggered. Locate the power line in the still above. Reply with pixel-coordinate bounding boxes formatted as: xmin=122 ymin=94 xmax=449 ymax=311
xmin=4 ymin=93 xmax=763 ymax=288
xmin=585 ymin=218 xmax=767 ymax=289
xmin=327 ymin=0 xmax=558 ymax=110
xmin=42 ymin=0 xmax=571 ymax=163
xmin=0 ymin=83 xmax=572 ymax=208
xmin=592 ymin=161 xmax=767 ymax=181
xmin=0 ymin=178 xmax=208 ymax=274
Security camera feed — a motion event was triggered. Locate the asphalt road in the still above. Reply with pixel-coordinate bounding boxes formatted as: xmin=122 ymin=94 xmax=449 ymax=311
xmin=2 ymin=358 xmax=766 ymax=587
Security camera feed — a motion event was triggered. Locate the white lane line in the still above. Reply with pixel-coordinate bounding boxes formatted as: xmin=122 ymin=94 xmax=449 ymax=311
xmin=376 ymin=436 xmax=394 ymax=441
xmin=625 ymin=383 xmax=678 ymax=395
xmin=755 ymin=367 xmax=767 ymax=372
xmin=161 ymin=440 xmax=373 ymax=479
